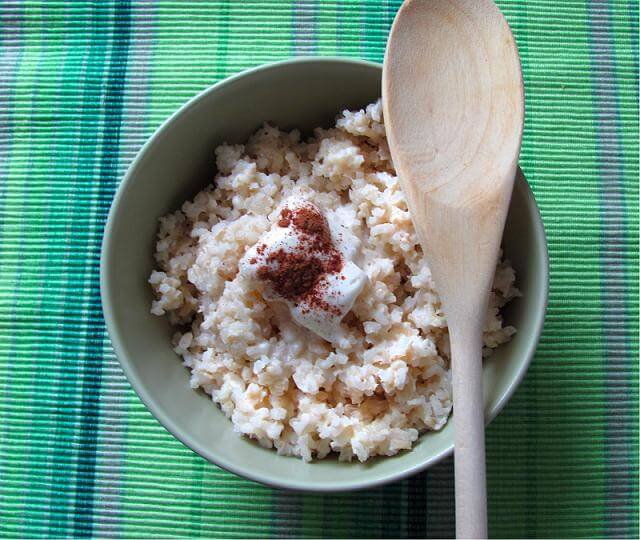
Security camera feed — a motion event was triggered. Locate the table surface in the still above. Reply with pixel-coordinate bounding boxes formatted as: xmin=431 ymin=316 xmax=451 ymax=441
xmin=0 ymin=1 xmax=638 ymax=538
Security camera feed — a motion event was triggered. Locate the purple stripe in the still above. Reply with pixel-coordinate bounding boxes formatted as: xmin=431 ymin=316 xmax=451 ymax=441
xmin=0 ymin=2 xmax=23 ymax=229
xmin=587 ymin=1 xmax=636 ymax=537
xmin=628 ymin=1 xmax=638 ymax=86
xmin=292 ymin=0 xmax=317 ymax=56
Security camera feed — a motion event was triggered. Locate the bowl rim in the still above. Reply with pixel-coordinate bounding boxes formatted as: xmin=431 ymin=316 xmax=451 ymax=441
xmin=100 ymin=56 xmax=549 ymax=492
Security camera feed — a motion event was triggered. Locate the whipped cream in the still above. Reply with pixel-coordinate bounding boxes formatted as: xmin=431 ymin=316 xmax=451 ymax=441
xmin=240 ymin=197 xmax=366 ymax=342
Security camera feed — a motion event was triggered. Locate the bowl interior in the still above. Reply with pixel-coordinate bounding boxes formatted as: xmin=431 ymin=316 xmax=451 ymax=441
xmin=101 ymin=58 xmax=548 ymax=491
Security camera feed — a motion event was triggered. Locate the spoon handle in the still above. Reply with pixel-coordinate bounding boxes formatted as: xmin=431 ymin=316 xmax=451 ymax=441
xmin=450 ymin=322 xmax=488 ymax=539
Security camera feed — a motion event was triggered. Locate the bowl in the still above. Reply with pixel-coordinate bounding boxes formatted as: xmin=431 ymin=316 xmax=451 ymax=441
xmin=101 ymin=58 xmax=548 ymax=491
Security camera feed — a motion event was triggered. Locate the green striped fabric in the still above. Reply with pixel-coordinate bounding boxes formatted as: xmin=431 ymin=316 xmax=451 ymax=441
xmin=0 ymin=1 xmax=637 ymax=538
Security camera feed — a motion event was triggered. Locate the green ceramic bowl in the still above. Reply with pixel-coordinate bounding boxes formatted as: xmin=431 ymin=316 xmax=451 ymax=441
xmin=101 ymin=58 xmax=548 ymax=491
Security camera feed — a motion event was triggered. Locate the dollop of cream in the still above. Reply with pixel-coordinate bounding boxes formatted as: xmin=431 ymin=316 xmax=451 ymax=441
xmin=240 ymin=197 xmax=366 ymax=342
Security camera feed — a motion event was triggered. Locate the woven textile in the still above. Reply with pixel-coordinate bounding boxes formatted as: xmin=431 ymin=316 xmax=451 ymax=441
xmin=0 ymin=1 xmax=637 ymax=538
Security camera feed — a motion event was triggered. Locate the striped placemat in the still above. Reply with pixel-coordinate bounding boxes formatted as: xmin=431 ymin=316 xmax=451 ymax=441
xmin=0 ymin=1 xmax=637 ymax=538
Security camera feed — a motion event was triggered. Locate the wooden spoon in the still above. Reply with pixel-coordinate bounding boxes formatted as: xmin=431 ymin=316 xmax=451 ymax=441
xmin=383 ymin=1 xmax=524 ymax=538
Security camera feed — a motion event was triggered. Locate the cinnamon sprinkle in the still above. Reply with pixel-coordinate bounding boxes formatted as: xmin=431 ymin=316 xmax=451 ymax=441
xmin=256 ymin=203 xmax=343 ymax=314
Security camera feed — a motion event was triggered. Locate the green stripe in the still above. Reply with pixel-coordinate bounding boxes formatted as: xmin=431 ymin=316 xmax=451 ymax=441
xmin=490 ymin=1 xmax=607 ymax=537
xmin=316 ymin=0 xmax=338 ymax=56
xmin=72 ymin=0 xmax=131 ymax=536
xmin=1 ymin=2 xmax=63 ymax=536
xmin=0 ymin=1 xmax=29 ymax=535
xmin=361 ymin=0 xmax=388 ymax=63
xmin=336 ymin=0 xmax=360 ymax=58
xmin=43 ymin=2 xmax=111 ymax=536
xmin=18 ymin=2 xmax=91 ymax=536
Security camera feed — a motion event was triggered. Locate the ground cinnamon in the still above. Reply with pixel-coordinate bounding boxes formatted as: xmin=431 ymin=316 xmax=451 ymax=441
xmin=257 ymin=251 xmax=323 ymax=299
xmin=257 ymin=203 xmax=343 ymax=313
